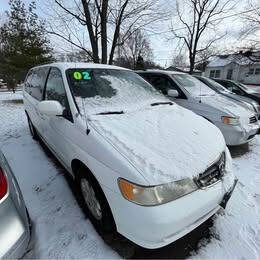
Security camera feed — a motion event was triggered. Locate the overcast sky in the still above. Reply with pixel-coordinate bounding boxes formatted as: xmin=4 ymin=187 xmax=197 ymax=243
xmin=0 ymin=0 xmax=255 ymax=67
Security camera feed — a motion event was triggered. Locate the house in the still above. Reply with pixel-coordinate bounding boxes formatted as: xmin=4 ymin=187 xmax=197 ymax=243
xmin=204 ymin=54 xmax=260 ymax=85
xmin=166 ymin=66 xmax=202 ymax=76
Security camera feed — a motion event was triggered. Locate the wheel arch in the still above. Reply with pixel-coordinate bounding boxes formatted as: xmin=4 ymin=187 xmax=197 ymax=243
xmin=71 ymin=158 xmax=117 ymax=229
xmin=71 ymin=159 xmax=92 ymax=179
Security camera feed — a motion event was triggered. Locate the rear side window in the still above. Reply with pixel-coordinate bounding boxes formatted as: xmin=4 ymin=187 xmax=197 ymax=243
xmin=24 ymin=67 xmax=49 ymax=100
xmin=24 ymin=70 xmax=33 ymax=93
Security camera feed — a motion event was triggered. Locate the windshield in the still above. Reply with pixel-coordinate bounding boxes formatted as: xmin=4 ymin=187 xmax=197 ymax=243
xmin=172 ymin=74 xmax=216 ymax=96
xmin=66 ymin=69 xmax=165 ymax=115
xmin=237 ymin=82 xmax=256 ymax=94
xmin=204 ymin=77 xmax=232 ymax=93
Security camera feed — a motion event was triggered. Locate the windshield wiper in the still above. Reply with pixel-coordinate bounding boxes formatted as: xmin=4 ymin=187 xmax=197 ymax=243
xmin=96 ymin=110 xmax=124 ymax=115
xmin=151 ymin=101 xmax=173 ymax=106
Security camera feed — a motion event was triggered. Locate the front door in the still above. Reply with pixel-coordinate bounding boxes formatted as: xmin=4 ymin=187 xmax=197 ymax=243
xmin=227 ymin=69 xmax=233 ymax=80
xmin=41 ymin=67 xmax=75 ymax=167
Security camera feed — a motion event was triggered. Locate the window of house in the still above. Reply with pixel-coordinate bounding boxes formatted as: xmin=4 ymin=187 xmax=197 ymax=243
xmin=255 ymin=68 xmax=260 ymax=75
xmin=210 ymin=70 xmax=215 ymax=78
xmin=209 ymin=70 xmax=221 ymax=78
xmin=215 ymin=70 xmax=221 ymax=78
xmin=249 ymin=68 xmax=254 ymax=75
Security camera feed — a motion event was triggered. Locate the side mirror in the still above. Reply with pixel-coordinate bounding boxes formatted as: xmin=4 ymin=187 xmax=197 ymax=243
xmin=38 ymin=100 xmax=63 ymax=117
xmin=167 ymin=89 xmax=179 ymax=98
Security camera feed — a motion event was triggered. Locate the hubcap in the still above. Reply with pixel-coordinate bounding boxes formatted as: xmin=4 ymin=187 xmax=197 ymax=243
xmin=80 ymin=178 xmax=102 ymax=220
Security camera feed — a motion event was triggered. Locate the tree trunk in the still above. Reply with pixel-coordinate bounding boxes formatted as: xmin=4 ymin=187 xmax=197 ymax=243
xmin=81 ymin=0 xmax=99 ymax=63
xmin=100 ymin=0 xmax=108 ymax=64
xmin=189 ymin=59 xmax=195 ymax=74
xmin=108 ymin=0 xmax=129 ymax=65
xmin=189 ymin=50 xmax=195 ymax=74
xmin=109 ymin=24 xmax=120 ymax=65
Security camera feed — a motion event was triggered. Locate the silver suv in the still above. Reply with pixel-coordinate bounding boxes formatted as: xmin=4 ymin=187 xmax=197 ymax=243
xmin=138 ymin=70 xmax=260 ymax=146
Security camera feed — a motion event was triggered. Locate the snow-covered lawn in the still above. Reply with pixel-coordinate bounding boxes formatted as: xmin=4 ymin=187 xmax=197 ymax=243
xmin=0 ymin=91 xmax=259 ymax=259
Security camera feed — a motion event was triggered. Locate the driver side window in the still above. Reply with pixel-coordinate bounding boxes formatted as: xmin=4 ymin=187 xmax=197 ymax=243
xmin=45 ymin=67 xmax=72 ymax=120
xmin=225 ymin=82 xmax=243 ymax=95
xmin=147 ymin=75 xmax=178 ymax=95
xmin=45 ymin=68 xmax=67 ymax=107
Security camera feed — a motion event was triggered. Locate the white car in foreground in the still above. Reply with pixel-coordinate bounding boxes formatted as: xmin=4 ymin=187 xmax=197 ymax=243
xmin=23 ymin=63 xmax=236 ymax=249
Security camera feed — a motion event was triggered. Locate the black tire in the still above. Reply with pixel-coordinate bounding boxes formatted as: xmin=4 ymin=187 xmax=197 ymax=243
xmin=76 ymin=165 xmax=116 ymax=235
xmin=27 ymin=115 xmax=39 ymax=140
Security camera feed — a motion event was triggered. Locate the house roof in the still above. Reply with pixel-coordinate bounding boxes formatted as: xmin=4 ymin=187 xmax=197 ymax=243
xmin=207 ymin=54 xmax=259 ymax=68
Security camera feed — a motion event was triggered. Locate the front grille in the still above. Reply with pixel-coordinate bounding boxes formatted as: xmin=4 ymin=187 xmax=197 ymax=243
xmin=194 ymin=155 xmax=224 ymax=188
xmin=249 ymin=116 xmax=257 ymax=124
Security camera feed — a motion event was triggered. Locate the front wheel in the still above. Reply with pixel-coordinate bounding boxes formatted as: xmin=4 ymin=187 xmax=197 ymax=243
xmin=76 ymin=166 xmax=116 ymax=235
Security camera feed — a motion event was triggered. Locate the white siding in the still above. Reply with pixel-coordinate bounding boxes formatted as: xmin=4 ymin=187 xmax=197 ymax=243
xmin=205 ymin=63 xmax=260 ymax=84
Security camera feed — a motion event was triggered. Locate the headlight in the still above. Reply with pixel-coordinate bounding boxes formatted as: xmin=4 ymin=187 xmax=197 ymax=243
xmin=118 ymin=178 xmax=198 ymax=206
xmin=221 ymin=116 xmax=239 ymax=125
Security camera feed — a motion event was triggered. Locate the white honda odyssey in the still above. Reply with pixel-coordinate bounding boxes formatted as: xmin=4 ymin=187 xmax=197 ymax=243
xmin=23 ymin=63 xmax=237 ymax=249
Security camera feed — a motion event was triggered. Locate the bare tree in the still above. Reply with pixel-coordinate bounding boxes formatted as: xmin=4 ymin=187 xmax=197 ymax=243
xmin=46 ymin=0 xmax=167 ymax=64
xmin=239 ymin=0 xmax=260 ymax=61
xmin=118 ymin=29 xmax=153 ymax=69
xmin=171 ymin=53 xmax=187 ymax=68
xmin=170 ymin=0 xmax=233 ymax=74
xmin=56 ymin=50 xmax=93 ymax=62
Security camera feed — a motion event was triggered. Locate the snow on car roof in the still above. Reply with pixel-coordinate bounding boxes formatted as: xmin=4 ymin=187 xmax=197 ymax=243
xmin=32 ymin=62 xmax=130 ymax=71
xmin=136 ymin=69 xmax=185 ymax=75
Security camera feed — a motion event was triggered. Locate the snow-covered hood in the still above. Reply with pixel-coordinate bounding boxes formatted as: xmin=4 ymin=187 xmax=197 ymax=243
xmin=199 ymin=94 xmax=254 ymax=119
xmin=91 ymin=105 xmax=226 ymax=185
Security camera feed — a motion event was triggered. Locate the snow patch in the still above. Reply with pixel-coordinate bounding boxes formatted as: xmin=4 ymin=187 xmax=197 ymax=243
xmin=91 ymin=105 xmax=226 ymax=185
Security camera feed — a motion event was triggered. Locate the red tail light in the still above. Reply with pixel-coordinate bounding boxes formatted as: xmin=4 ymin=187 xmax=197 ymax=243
xmin=0 ymin=167 xmax=8 ymax=200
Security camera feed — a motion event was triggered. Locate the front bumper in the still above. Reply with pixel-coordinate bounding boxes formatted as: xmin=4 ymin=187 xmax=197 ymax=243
xmin=103 ymin=174 xmax=236 ymax=249
xmin=220 ymin=178 xmax=238 ymax=209
xmin=215 ymin=122 xmax=260 ymax=146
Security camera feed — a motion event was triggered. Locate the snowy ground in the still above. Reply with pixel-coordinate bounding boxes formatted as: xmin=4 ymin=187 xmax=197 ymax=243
xmin=0 ymin=91 xmax=259 ymax=259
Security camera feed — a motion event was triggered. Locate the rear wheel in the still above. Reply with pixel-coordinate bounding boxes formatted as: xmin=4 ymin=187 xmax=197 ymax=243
xmin=76 ymin=166 xmax=116 ymax=235
xmin=27 ymin=115 xmax=39 ymax=140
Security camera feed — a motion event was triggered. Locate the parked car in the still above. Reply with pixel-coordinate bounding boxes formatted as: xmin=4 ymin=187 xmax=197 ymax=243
xmin=195 ymin=76 xmax=260 ymax=119
xmin=0 ymin=149 xmax=32 ymax=258
xmin=137 ymin=70 xmax=260 ymax=146
xmin=23 ymin=63 xmax=236 ymax=249
xmin=214 ymin=79 xmax=260 ymax=106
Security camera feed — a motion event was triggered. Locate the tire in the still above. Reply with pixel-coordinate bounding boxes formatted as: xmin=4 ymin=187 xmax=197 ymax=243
xmin=27 ymin=115 xmax=39 ymax=140
xmin=76 ymin=165 xmax=116 ymax=235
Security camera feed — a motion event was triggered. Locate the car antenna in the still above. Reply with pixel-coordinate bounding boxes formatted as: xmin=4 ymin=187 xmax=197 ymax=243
xmin=81 ymin=96 xmax=90 ymax=135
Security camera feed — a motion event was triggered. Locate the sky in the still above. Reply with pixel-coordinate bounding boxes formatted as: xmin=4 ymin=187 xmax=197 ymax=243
xmin=0 ymin=0 xmax=256 ymax=67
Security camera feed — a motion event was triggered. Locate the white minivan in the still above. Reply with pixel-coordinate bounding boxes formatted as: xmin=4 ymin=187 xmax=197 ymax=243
xmin=23 ymin=63 xmax=236 ymax=249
